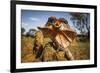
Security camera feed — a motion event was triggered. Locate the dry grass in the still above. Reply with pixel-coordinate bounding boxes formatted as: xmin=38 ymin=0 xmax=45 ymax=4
xmin=21 ymin=36 xmax=90 ymax=63
xmin=69 ymin=41 xmax=90 ymax=60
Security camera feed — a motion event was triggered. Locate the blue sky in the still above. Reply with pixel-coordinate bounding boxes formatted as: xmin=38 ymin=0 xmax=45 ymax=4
xmin=21 ymin=10 xmax=81 ymax=33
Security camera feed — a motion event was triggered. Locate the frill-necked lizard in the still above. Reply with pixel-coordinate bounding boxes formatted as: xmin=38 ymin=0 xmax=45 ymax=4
xmin=38 ymin=16 xmax=76 ymax=49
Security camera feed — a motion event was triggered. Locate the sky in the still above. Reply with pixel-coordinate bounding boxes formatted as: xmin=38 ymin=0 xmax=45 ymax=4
xmin=21 ymin=10 xmax=88 ymax=34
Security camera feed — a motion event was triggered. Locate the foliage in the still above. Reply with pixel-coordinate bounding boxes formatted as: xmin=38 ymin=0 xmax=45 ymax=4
xmin=26 ymin=28 xmax=37 ymax=38
xmin=70 ymin=13 xmax=90 ymax=38
xmin=21 ymin=27 xmax=25 ymax=35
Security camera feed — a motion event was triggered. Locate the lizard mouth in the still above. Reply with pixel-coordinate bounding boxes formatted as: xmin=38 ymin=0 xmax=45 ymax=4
xmin=55 ymin=23 xmax=59 ymax=26
xmin=53 ymin=20 xmax=62 ymax=28
xmin=54 ymin=23 xmax=61 ymax=28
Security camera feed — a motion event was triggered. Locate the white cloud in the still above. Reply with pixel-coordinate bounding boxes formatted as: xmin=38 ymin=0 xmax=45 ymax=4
xmin=29 ymin=17 xmax=39 ymax=21
xmin=22 ymin=22 xmax=28 ymax=26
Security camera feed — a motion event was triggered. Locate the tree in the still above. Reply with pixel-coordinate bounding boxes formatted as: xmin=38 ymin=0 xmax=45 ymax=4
xmin=26 ymin=29 xmax=37 ymax=37
xmin=29 ymin=29 xmax=37 ymax=36
xmin=70 ymin=13 xmax=90 ymax=38
xmin=21 ymin=27 xmax=25 ymax=35
xmin=29 ymin=29 xmax=37 ymax=33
